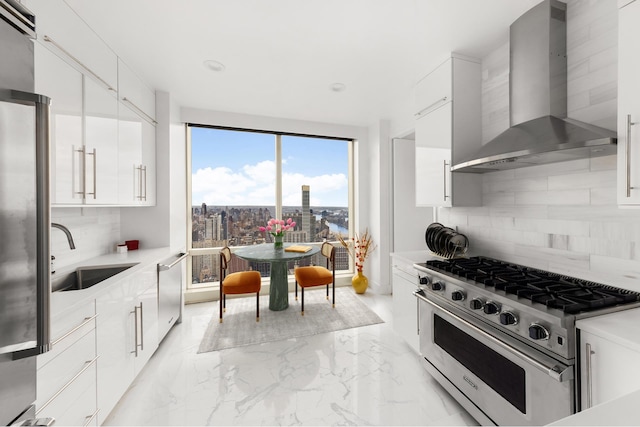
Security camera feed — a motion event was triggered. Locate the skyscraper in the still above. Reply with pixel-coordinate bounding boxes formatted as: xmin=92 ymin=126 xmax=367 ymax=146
xmin=301 ymin=185 xmax=312 ymax=242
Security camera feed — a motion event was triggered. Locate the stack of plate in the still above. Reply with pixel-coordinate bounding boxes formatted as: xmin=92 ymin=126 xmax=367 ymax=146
xmin=425 ymin=223 xmax=469 ymax=259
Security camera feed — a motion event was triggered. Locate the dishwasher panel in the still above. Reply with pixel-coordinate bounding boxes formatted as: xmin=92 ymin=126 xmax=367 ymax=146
xmin=157 ymin=253 xmax=186 ymax=342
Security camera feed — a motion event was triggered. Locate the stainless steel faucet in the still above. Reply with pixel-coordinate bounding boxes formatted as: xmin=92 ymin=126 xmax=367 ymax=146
xmin=51 ymin=223 xmax=76 ymax=250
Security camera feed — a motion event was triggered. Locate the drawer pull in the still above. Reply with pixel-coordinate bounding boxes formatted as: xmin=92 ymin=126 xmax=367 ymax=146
xmin=122 ymin=97 xmax=157 ymax=125
xmin=52 ymin=314 xmax=98 ymax=347
xmin=83 ymin=408 xmax=100 ymax=426
xmin=37 ymin=356 xmax=99 ymax=414
xmin=415 ymin=96 xmax=448 ymax=118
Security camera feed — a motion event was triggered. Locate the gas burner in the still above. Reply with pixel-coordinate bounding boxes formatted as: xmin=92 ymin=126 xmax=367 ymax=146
xmin=425 ymin=256 xmax=640 ymax=314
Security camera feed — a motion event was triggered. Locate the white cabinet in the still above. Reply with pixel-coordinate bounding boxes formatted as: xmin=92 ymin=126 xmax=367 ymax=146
xmin=34 ymin=42 xmax=84 ymax=205
xmin=96 ymin=264 xmax=158 ymax=424
xmin=414 ymin=55 xmax=482 ymax=207
xmin=36 ymin=301 xmax=98 ymax=426
xmin=578 ymin=329 xmax=640 ymax=410
xmin=118 ymin=59 xmax=157 ymax=206
xmin=617 ymin=0 xmax=640 ymax=205
xmin=391 ymin=257 xmax=419 ymax=353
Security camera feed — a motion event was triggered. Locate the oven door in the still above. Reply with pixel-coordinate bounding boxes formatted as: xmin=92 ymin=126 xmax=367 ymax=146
xmin=416 ymin=291 xmax=574 ymax=426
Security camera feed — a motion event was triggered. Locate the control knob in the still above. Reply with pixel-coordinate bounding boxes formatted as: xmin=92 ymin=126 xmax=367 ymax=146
xmin=431 ymin=281 xmax=445 ymax=291
xmin=451 ymin=290 xmax=465 ymax=301
xmin=499 ymin=311 xmax=518 ymax=325
xmin=469 ymin=298 xmax=484 ymax=310
xmin=419 ymin=276 xmax=430 ymax=285
xmin=528 ymin=323 xmax=550 ymax=340
xmin=483 ymin=301 xmax=501 ymax=315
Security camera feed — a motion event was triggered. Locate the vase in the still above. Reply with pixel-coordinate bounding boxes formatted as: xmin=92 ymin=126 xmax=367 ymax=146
xmin=352 ymin=270 xmax=368 ymax=294
xmin=274 ymin=234 xmax=283 ymax=250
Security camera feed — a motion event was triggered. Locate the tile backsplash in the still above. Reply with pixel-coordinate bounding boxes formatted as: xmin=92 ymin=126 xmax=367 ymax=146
xmin=440 ymin=0 xmax=639 ymax=291
xmin=51 ymin=207 xmax=120 ymax=271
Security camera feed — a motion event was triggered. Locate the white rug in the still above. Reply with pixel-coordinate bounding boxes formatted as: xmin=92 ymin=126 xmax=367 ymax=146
xmin=197 ymin=286 xmax=384 ymax=353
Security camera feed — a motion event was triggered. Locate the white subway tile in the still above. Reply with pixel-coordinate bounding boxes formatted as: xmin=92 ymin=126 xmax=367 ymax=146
xmin=548 ymin=170 xmax=616 ymax=190
xmin=516 ymin=190 xmax=590 ymax=206
xmin=590 ymin=154 xmax=616 ymax=171
xmin=514 ymin=218 xmax=590 ymax=236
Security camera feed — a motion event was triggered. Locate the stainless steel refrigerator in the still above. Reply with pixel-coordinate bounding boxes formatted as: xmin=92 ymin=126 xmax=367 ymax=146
xmin=0 ymin=1 xmax=52 ymax=425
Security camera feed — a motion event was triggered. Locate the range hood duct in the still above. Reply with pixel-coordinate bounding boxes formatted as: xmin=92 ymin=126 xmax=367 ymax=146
xmin=451 ymin=0 xmax=616 ymax=173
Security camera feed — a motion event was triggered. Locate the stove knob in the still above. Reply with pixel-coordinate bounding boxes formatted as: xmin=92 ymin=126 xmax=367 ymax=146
xmin=431 ymin=281 xmax=445 ymax=291
xmin=499 ymin=311 xmax=518 ymax=325
xmin=451 ymin=290 xmax=465 ymax=301
xmin=529 ymin=323 xmax=550 ymax=340
xmin=470 ymin=298 xmax=484 ymax=310
xmin=419 ymin=276 xmax=430 ymax=285
xmin=483 ymin=301 xmax=501 ymax=315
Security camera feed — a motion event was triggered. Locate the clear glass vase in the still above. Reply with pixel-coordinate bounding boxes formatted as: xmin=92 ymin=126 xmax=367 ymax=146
xmin=274 ymin=234 xmax=283 ymax=250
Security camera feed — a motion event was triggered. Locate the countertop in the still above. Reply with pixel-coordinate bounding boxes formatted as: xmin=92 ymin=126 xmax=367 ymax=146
xmin=50 ymin=247 xmax=174 ymax=319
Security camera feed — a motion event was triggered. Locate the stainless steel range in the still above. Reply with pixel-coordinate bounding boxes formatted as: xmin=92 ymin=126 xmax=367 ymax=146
xmin=414 ymin=256 xmax=640 ymax=426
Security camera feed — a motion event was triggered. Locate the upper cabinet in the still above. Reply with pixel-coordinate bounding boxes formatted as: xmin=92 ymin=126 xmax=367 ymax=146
xmin=617 ymin=0 xmax=640 ymax=206
xmin=414 ymin=55 xmax=482 ymax=207
xmin=28 ymin=0 xmax=156 ymax=207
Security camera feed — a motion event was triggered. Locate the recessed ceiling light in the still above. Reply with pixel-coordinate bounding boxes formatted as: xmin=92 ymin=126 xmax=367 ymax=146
xmin=330 ymin=82 xmax=346 ymax=92
xmin=204 ymin=60 xmax=225 ymax=72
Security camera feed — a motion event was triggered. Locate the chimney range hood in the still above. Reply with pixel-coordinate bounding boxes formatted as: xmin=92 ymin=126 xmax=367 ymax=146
xmin=451 ymin=0 xmax=616 ymax=173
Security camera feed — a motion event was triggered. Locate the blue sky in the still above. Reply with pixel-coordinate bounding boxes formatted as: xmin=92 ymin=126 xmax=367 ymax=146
xmin=191 ymin=127 xmax=349 ymax=207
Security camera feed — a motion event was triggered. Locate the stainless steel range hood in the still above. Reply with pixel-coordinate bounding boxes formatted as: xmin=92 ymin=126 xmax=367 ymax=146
xmin=451 ymin=0 xmax=616 ymax=173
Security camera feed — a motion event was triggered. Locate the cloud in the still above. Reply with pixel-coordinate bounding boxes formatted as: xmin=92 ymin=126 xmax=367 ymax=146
xmin=192 ymin=162 xmax=347 ymax=206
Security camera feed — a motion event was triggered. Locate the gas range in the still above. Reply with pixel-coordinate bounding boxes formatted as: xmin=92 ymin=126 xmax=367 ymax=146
xmin=414 ymin=256 xmax=640 ymax=362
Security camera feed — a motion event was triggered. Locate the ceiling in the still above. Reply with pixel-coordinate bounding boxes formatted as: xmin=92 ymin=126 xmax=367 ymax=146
xmin=63 ymin=0 xmax=541 ymax=127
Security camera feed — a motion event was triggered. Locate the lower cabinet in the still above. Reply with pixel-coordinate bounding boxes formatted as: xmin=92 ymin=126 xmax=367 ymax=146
xmin=96 ymin=263 xmax=159 ymax=424
xmin=36 ymin=301 xmax=98 ymax=426
xmin=392 ymin=257 xmax=420 ymax=353
xmin=578 ymin=328 xmax=640 ymax=410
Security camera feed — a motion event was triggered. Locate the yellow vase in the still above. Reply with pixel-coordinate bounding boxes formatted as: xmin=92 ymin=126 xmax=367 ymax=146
xmin=352 ymin=271 xmax=368 ymax=294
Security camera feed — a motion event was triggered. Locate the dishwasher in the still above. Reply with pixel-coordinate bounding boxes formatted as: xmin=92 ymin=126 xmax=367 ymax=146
xmin=157 ymin=253 xmax=187 ymax=341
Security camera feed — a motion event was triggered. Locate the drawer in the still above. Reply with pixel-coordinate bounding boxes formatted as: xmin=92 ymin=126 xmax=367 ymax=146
xmin=36 ymin=359 xmax=98 ymax=427
xmin=37 ymin=329 xmax=96 ymax=408
xmin=39 ymin=307 xmax=96 ymax=369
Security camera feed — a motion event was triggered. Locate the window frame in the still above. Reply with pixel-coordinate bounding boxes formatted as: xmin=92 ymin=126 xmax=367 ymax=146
xmin=185 ymin=124 xmax=355 ymax=292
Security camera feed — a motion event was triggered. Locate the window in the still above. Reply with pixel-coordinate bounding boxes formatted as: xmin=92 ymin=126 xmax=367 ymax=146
xmin=187 ymin=125 xmax=353 ymax=290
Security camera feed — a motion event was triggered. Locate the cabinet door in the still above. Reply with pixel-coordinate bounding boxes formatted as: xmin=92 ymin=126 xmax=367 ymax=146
xmin=34 ymin=42 xmax=83 ymax=205
xmin=415 ymin=58 xmax=452 ymax=117
xmin=140 ymin=120 xmax=156 ymax=206
xmin=133 ymin=264 xmax=159 ymax=373
xmin=84 ymin=77 xmax=119 ymax=204
xmin=96 ymin=278 xmax=135 ymax=424
xmin=579 ymin=330 xmax=640 ymax=409
xmin=392 ymin=265 xmax=419 ymax=353
xmin=118 ymin=101 xmax=143 ymax=205
xmin=617 ymin=0 xmax=640 ymax=205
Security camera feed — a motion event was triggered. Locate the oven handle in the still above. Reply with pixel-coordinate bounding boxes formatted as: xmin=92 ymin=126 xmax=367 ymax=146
xmin=414 ymin=291 xmax=573 ymax=383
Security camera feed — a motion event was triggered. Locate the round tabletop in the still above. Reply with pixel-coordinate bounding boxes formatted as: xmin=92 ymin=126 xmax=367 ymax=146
xmin=233 ymin=243 xmax=320 ymax=263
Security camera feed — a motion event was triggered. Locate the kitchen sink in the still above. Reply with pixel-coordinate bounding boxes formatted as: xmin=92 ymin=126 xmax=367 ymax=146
xmin=53 ymin=263 xmax=138 ymax=292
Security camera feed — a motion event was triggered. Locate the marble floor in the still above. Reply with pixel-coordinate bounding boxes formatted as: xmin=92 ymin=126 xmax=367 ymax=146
xmin=104 ymin=290 xmax=478 ymax=426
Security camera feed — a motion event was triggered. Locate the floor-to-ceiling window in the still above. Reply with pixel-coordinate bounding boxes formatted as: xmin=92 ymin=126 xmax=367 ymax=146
xmin=187 ymin=125 xmax=353 ymax=290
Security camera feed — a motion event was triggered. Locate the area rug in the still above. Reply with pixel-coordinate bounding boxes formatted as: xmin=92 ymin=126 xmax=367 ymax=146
xmin=197 ymin=287 xmax=384 ymax=353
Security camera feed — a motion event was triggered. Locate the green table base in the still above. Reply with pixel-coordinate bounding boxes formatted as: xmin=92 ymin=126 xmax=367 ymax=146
xmin=269 ymin=261 xmax=289 ymax=311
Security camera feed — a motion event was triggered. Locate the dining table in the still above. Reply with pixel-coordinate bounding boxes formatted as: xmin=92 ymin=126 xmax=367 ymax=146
xmin=233 ymin=243 xmax=320 ymax=311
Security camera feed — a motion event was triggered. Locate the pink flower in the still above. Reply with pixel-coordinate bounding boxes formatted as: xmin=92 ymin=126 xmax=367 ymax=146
xmin=291 ymin=221 xmax=296 ymax=227
xmin=266 ymin=225 xmax=272 ymax=231
xmin=259 ymin=226 xmax=266 ymax=232
xmin=286 ymin=218 xmax=293 ymax=224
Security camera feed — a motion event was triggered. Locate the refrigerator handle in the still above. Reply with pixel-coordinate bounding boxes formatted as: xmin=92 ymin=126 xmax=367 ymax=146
xmin=10 ymin=90 xmax=52 ymax=359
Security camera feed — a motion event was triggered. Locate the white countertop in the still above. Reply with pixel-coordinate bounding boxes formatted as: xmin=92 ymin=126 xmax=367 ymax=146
xmin=50 ymin=247 xmax=174 ymax=319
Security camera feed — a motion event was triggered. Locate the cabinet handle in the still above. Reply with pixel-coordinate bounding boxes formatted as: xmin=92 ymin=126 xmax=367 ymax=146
xmin=131 ymin=303 xmax=143 ymax=356
xmin=51 ymin=314 xmax=98 ymax=347
xmin=75 ymin=146 xmax=86 ymax=197
xmin=83 ymin=409 xmax=99 ymax=427
xmin=415 ymin=96 xmax=448 ymax=118
xmin=85 ymin=148 xmax=97 ymax=199
xmin=586 ymin=342 xmax=595 ymax=409
xmin=122 ymin=97 xmax=157 ymax=125
xmin=416 ymin=295 xmax=420 ymax=336
xmin=626 ymin=115 xmax=637 ymax=197
xmin=43 ymin=35 xmax=116 ymax=92
xmin=143 ymin=165 xmax=147 ymax=201
xmin=443 ymin=160 xmax=449 ymax=201
xmin=36 ymin=356 xmax=99 ymax=414
xmin=139 ymin=302 xmax=144 ymax=351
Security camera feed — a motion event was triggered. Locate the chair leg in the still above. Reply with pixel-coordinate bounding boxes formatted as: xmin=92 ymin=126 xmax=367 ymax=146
xmin=219 ymin=291 xmax=223 ymax=323
xmin=223 ymin=294 xmax=226 ymax=312
xmin=326 ymin=284 xmax=329 ymax=300
xmin=332 ymin=282 xmax=335 ymax=308
xmin=256 ymin=292 xmax=260 ymax=322
xmin=295 ymin=280 xmax=298 ymax=301
xmin=301 ymin=287 xmax=304 ymax=316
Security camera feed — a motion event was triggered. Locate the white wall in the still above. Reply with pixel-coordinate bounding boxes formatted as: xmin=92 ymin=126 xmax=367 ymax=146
xmin=436 ymin=1 xmax=640 ymax=291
